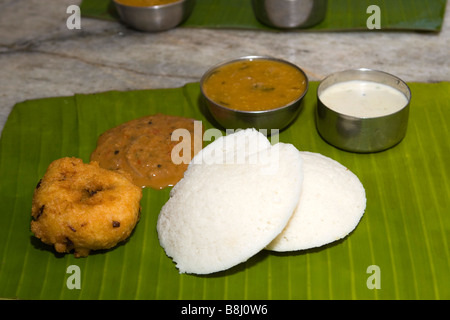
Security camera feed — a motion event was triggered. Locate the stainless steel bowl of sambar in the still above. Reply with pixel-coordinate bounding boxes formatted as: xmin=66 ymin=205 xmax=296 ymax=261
xmin=200 ymin=56 xmax=309 ymax=131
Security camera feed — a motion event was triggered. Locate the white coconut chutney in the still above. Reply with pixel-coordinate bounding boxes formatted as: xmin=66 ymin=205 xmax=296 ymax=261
xmin=319 ymin=80 xmax=408 ymax=118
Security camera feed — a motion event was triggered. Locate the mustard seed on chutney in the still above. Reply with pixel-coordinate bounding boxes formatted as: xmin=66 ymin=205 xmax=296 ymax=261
xmin=202 ymin=58 xmax=307 ymax=112
xmin=90 ymin=114 xmax=203 ymax=190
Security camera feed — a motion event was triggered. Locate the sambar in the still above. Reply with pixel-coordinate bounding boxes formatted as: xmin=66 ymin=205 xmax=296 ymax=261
xmin=202 ymin=58 xmax=307 ymax=112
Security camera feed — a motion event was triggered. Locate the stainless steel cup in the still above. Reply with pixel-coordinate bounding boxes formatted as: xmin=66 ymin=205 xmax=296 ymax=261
xmin=200 ymin=56 xmax=309 ymax=131
xmin=316 ymin=68 xmax=411 ymax=153
xmin=251 ymin=0 xmax=327 ymax=29
xmin=113 ymin=0 xmax=195 ymax=32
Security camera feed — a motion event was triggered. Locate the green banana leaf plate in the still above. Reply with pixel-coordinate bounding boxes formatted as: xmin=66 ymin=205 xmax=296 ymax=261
xmin=80 ymin=0 xmax=447 ymax=32
xmin=1 ymin=81 xmax=449 ymax=300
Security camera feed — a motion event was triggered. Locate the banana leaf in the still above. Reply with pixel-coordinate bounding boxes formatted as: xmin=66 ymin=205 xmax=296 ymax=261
xmin=80 ymin=0 xmax=447 ymax=32
xmin=0 ymin=81 xmax=449 ymax=300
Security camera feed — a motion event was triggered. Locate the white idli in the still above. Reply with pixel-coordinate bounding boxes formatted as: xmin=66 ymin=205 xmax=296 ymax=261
xmin=266 ymin=151 xmax=366 ymax=252
xmin=157 ymin=129 xmax=303 ymax=274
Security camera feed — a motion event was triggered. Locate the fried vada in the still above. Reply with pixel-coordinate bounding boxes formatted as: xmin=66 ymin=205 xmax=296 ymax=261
xmin=31 ymin=157 xmax=142 ymax=257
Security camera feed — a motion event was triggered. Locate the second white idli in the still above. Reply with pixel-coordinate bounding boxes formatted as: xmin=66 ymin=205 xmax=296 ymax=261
xmin=266 ymin=151 xmax=366 ymax=252
xmin=157 ymin=129 xmax=303 ymax=274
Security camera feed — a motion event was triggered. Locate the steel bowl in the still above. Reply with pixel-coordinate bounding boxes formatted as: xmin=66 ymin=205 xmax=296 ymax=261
xmin=316 ymin=68 xmax=411 ymax=153
xmin=251 ymin=0 xmax=327 ymax=29
xmin=113 ymin=0 xmax=195 ymax=32
xmin=200 ymin=56 xmax=309 ymax=132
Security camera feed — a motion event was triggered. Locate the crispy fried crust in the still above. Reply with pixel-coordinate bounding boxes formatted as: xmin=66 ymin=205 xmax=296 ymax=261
xmin=31 ymin=157 xmax=142 ymax=257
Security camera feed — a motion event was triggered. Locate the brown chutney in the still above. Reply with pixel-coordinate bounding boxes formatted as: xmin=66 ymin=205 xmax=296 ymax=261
xmin=90 ymin=114 xmax=203 ymax=190
xmin=202 ymin=59 xmax=307 ymax=112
